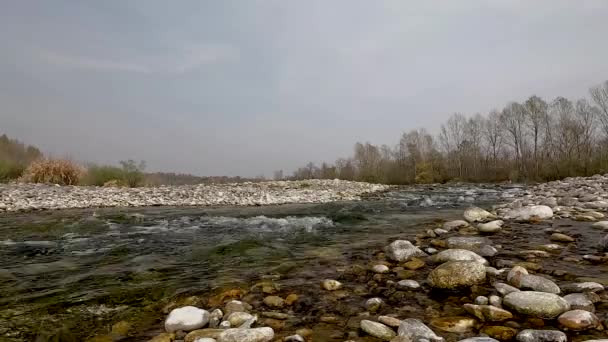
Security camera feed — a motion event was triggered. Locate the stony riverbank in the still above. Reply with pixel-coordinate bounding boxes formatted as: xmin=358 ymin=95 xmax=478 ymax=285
xmin=0 ymin=180 xmax=390 ymax=213
xmin=127 ymin=176 xmax=608 ymax=342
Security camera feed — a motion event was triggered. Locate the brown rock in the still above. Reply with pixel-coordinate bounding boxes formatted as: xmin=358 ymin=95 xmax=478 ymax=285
xmin=285 ymin=293 xmax=298 ymax=305
xmin=148 ymin=333 xmax=175 ymax=342
xmin=403 ymin=258 xmax=426 ymax=270
xmin=480 ymin=326 xmax=518 ymax=341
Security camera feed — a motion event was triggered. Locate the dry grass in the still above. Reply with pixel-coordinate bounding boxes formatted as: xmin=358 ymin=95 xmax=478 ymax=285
xmin=20 ymin=159 xmax=85 ymax=185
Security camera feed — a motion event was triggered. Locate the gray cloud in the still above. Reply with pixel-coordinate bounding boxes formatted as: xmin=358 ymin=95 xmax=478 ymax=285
xmin=1 ymin=0 xmax=608 ymax=176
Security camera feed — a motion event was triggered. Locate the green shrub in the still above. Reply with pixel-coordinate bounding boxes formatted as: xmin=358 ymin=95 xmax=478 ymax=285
xmin=119 ymin=160 xmax=146 ymax=187
xmin=82 ymin=165 xmax=125 ymax=186
xmin=0 ymin=160 xmax=25 ymax=182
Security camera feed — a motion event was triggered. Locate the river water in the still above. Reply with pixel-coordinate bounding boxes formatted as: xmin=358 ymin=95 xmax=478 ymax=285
xmin=1 ymin=184 xmax=606 ymax=341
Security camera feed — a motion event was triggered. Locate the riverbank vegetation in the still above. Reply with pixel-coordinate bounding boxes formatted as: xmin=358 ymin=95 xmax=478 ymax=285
xmin=289 ymin=80 xmax=608 ymax=184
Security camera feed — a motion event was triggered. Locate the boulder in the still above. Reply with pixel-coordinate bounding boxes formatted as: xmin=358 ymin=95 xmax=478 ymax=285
xmin=428 ymin=261 xmax=486 ymax=290
xmin=431 ymin=249 xmax=488 ymax=265
xmin=503 ymin=291 xmax=570 ymax=319
xmin=563 ymin=293 xmax=595 ymax=312
xmin=518 ymin=275 xmax=561 ymax=294
xmin=165 ymin=306 xmax=210 ymax=333
xmin=360 ymin=320 xmax=396 ymax=340
xmin=504 ymin=206 xmax=553 ymax=221
xmin=477 ymin=220 xmax=504 ymax=233
xmin=385 ymin=240 xmax=427 ymax=262
xmin=398 ymin=318 xmax=444 ymax=342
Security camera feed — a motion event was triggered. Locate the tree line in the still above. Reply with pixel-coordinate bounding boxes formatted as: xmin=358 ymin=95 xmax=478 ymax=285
xmin=286 ymin=80 xmax=608 ymax=184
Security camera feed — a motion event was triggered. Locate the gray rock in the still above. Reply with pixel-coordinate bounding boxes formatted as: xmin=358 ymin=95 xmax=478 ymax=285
xmin=366 ymin=298 xmax=383 ymax=313
xmin=464 ymin=207 xmax=495 ymax=223
xmin=165 ymin=306 xmax=210 ymax=333
xmin=431 ymin=249 xmax=488 ymax=265
xmin=446 ymin=237 xmax=492 ymax=251
xmin=478 ymin=245 xmax=499 ymax=257
xmin=360 ymin=320 xmax=396 ymax=340
xmin=507 ymin=266 xmax=528 ymax=288
xmin=477 ymin=220 xmax=504 ymax=233
xmin=321 ymin=279 xmax=342 ymax=291
xmin=475 ymin=296 xmax=489 ymax=305
xmin=427 ymin=261 xmax=486 ymax=290
xmin=224 ymin=300 xmax=247 ymax=316
xmin=563 ymin=293 xmax=595 ymax=312
xmin=516 ymin=329 xmax=567 ymax=342
xmin=489 ymin=295 xmax=502 ymax=307
xmin=209 ymin=309 xmax=223 ymax=328
xmin=503 ymin=291 xmax=570 ymax=319
xmin=560 ymin=282 xmax=605 ymax=294
xmin=385 ymin=240 xmax=428 ymax=262
xmin=504 ymin=205 xmax=553 ymax=221
xmin=600 ymin=234 xmax=608 ymax=251
xmin=283 ymin=335 xmax=305 ymax=342
xmin=378 ymin=316 xmax=402 ymax=328
xmin=398 ymin=318 xmax=444 ymax=342
xmin=458 ymin=338 xmax=499 ymax=342
xmin=372 ymin=264 xmax=390 ymax=274
xmin=463 ymin=304 xmax=513 ymax=321
xmin=217 ymin=327 xmax=274 ymax=342
xmin=518 ymin=274 xmax=561 ymax=294
xmin=397 ymin=279 xmax=421 ymax=290
xmin=226 ymin=312 xmax=254 ymax=327
xmin=443 ymin=220 xmax=470 ymax=231
xmin=591 ymin=221 xmax=608 ymax=230
xmin=550 ymin=233 xmax=575 ymax=243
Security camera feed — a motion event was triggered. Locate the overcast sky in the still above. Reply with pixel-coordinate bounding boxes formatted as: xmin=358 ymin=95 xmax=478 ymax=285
xmin=1 ymin=1 xmax=607 ymax=176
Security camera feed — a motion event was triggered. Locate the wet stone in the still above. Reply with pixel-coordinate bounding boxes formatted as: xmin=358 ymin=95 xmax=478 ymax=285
xmin=360 ymin=320 xmax=397 ymax=340
xmin=515 ymin=329 xmax=567 ymax=342
xmin=430 ymin=316 xmax=478 ymax=333
xmin=397 ymin=279 xmax=420 ymax=290
xmin=503 ymin=291 xmax=570 ymax=319
xmin=550 ymin=233 xmax=575 ymax=243
xmin=378 ymin=316 xmax=402 ymax=328
xmin=385 ymin=240 xmax=428 ymax=262
xmin=216 ymin=327 xmax=274 ymax=342
xmin=428 ymin=260 xmax=486 ymax=290
xmin=557 ymin=309 xmax=601 ymax=331
xmin=431 ymin=249 xmax=488 ymax=265
xmin=560 ymin=282 xmax=605 ymax=294
xmin=398 ymin=318 xmax=445 ymax=342
xmin=480 ymin=326 xmax=518 ymax=341
xmin=321 ymin=279 xmax=342 ymax=291
xmin=563 ymin=293 xmax=595 ymax=312
xmin=463 ymin=304 xmax=513 ymax=322
xmin=165 ymin=306 xmax=210 ymax=333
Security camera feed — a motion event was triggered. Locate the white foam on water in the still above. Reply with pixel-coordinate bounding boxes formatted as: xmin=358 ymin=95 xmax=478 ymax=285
xmin=203 ymin=215 xmax=334 ymax=233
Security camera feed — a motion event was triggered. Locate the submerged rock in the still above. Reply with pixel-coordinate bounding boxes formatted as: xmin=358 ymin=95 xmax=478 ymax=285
xmin=446 ymin=237 xmax=492 ymax=251
xmin=385 ymin=240 xmax=427 ymax=262
xmin=503 ymin=291 xmax=570 ymax=319
xmin=431 ymin=249 xmax=488 ymax=265
xmin=428 ymin=261 xmax=486 ymax=289
xmin=463 ymin=304 xmax=513 ymax=322
xmin=430 ymin=316 xmax=478 ymax=333
xmin=366 ymin=298 xmax=383 ymax=313
xmin=398 ymin=318 xmax=444 ymax=342
xmin=321 ymin=279 xmax=342 ymax=291
xmin=591 ymin=221 xmax=608 ymax=230
xmin=550 ymin=233 xmax=575 ymax=243
xmin=360 ymin=320 xmax=396 ymax=340
xmin=372 ymin=264 xmax=390 ymax=274
xmin=165 ymin=306 xmax=210 ymax=332
xmin=516 ymin=329 xmax=567 ymax=342
xmin=477 ymin=220 xmax=504 ymax=233
xmin=443 ymin=220 xmax=470 ymax=231
xmin=397 ymin=279 xmax=420 ymax=290
xmin=458 ymin=338 xmax=499 ymax=342
xmin=560 ymin=282 xmax=605 ymax=294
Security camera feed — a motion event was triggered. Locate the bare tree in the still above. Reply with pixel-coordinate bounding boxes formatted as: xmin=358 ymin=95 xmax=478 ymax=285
xmin=590 ymin=81 xmax=608 ymax=136
xmin=524 ymin=95 xmax=548 ymax=178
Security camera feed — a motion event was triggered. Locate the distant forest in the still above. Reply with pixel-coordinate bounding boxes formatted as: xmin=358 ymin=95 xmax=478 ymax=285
xmin=287 ymin=80 xmax=608 ymax=184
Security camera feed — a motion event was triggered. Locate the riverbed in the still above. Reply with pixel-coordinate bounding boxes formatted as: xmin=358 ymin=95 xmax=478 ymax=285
xmin=1 ymin=184 xmax=607 ymax=342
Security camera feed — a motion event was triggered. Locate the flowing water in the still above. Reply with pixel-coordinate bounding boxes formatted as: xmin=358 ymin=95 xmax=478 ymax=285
xmin=0 ymin=185 xmax=606 ymax=341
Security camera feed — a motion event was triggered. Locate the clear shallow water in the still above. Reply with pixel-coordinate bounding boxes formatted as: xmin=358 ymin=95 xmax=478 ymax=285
xmin=1 ymin=184 xmax=605 ymax=341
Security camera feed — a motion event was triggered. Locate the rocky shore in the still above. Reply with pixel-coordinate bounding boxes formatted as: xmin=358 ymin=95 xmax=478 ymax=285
xmin=129 ymin=175 xmax=608 ymax=342
xmin=0 ymin=180 xmax=390 ymax=213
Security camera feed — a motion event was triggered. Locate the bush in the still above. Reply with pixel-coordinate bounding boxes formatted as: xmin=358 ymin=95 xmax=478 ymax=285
xmin=82 ymin=165 xmax=125 ymax=186
xmin=0 ymin=160 xmax=25 ymax=182
xmin=119 ymin=160 xmax=146 ymax=187
xmin=20 ymin=159 xmax=84 ymax=185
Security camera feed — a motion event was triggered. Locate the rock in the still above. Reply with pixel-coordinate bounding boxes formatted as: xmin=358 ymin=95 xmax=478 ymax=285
xmin=373 ymin=264 xmax=390 ymax=273
xmin=434 ymin=228 xmax=449 ymax=235
xmin=477 ymin=220 xmax=504 ymax=233
xmin=475 ymin=296 xmax=489 ymax=305
xmin=225 ymin=312 xmax=254 ymax=326
xmin=550 ymin=233 xmax=574 ymax=243
xmin=224 ymin=301 xmax=247 ymax=316
xmin=600 ymin=234 xmax=608 ymax=251
xmin=398 ymin=318 xmax=444 ymax=342
xmin=284 ymin=293 xmax=298 ymax=305
xmin=479 ymin=245 xmax=499 ymax=257
xmin=518 ymin=275 xmax=561 ymax=294
xmin=504 ymin=206 xmax=553 ymax=221
xmin=217 ymin=327 xmax=274 ymax=342
xmin=195 ymin=339 xmax=217 ymax=342
xmin=563 ymin=293 xmax=595 ymax=312
xmin=489 ymin=295 xmax=502 ymax=307
xmin=385 ymin=240 xmax=428 ymax=262
xmin=261 ymin=312 xmax=288 ymax=320
xmin=397 ymin=279 xmax=420 ymax=290
xmin=366 ymin=298 xmax=383 ymax=313
xmin=507 ymin=266 xmax=529 ymax=288
xmin=263 ymin=296 xmax=284 ymax=308
xmin=283 ymin=335 xmax=305 ymax=342
xmin=591 ymin=221 xmax=608 ymax=229
xmin=403 ymin=258 xmax=426 ymax=270
xmin=557 ymin=310 xmax=601 ymax=331
xmin=165 ymin=306 xmax=210 ymax=333
xmin=428 ymin=261 xmax=486 ymax=289
xmin=430 ymin=316 xmax=478 ymax=333
xmin=560 ymin=282 xmax=605 ymax=294
xmin=379 ymin=316 xmax=402 ymax=328
xmin=184 ymin=329 xmax=224 ymax=342
xmin=503 ymin=291 xmax=570 ymax=319
xmin=360 ymin=320 xmax=397 ymax=340
xmin=431 ymin=249 xmax=488 ymax=265
xmin=444 ymin=220 xmax=470 ymax=231
xmin=321 ymin=279 xmax=342 ymax=291
xmin=446 ymin=236 xmax=492 ymax=251
xmin=209 ymin=309 xmax=223 ymax=328
xmin=463 ymin=304 xmax=513 ymax=322
xmin=464 ymin=207 xmax=495 ymax=222
xmin=458 ymin=338 xmax=499 ymax=342
xmin=480 ymin=326 xmax=518 ymax=341
xmin=516 ymin=329 xmax=567 ymax=342
xmin=219 ymin=321 xmax=231 ymax=329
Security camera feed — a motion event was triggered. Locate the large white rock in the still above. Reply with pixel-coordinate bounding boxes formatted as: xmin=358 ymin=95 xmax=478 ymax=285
xmin=165 ymin=306 xmax=210 ymax=332
xmin=477 ymin=220 xmax=504 ymax=233
xmin=504 ymin=205 xmax=553 ymax=221
xmin=503 ymin=291 xmax=570 ymax=319
xmin=398 ymin=318 xmax=444 ymax=342
xmin=431 ymin=249 xmax=488 ymax=265
xmin=217 ymin=327 xmax=274 ymax=342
